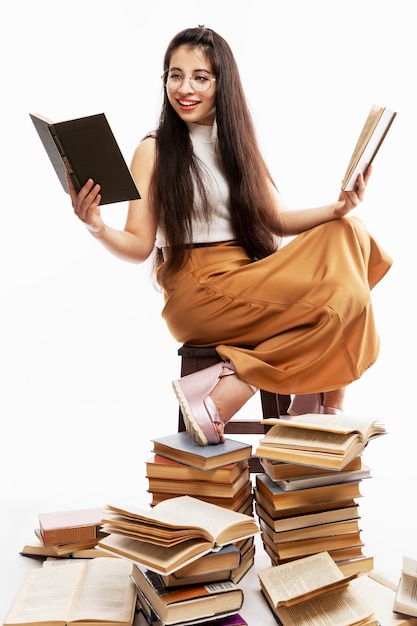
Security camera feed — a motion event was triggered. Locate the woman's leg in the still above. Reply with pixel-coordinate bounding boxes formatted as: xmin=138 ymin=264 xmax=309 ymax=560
xmin=322 ymin=387 xmax=346 ymax=412
xmin=289 ymin=387 xmax=346 ymax=415
xmin=209 ymin=371 xmax=258 ymax=437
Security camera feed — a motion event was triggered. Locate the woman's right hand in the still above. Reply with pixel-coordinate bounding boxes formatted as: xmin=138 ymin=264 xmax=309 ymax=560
xmin=67 ymin=173 xmax=105 ymax=235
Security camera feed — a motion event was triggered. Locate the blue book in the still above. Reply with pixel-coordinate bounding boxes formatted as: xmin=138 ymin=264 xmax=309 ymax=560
xmin=151 ymin=432 xmax=252 ymax=470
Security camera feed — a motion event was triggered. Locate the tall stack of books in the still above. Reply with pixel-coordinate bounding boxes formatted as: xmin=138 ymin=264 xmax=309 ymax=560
xmin=253 ymin=413 xmax=386 ymax=576
xmin=98 ymin=495 xmax=259 ymax=626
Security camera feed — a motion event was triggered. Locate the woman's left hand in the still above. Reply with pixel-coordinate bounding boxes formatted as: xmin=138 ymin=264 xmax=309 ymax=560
xmin=334 ymin=165 xmax=372 ymax=218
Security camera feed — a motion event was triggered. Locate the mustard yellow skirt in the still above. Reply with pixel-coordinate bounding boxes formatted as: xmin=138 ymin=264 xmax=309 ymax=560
xmin=157 ymin=217 xmax=392 ymax=394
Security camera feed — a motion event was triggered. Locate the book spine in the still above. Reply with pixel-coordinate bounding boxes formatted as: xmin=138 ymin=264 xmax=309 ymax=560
xmin=41 ymin=524 xmax=99 ymax=546
xmin=49 ymin=126 xmax=81 ymax=191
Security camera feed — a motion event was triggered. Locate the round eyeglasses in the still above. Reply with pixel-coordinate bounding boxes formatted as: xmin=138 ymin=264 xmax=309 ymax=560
xmin=162 ymin=71 xmax=216 ymax=93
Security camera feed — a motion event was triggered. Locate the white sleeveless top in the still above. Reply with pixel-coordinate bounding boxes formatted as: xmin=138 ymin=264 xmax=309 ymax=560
xmin=155 ymin=122 xmax=235 ymax=248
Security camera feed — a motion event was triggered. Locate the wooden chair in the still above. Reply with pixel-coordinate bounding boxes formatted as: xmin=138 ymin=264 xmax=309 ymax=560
xmin=177 ymin=344 xmax=291 ymax=472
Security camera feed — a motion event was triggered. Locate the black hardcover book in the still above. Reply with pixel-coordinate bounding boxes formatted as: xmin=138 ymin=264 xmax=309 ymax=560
xmin=29 ymin=112 xmax=140 ymax=205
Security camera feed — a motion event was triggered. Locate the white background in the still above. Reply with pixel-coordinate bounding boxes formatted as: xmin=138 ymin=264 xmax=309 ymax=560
xmin=0 ymin=0 xmax=415 ymax=623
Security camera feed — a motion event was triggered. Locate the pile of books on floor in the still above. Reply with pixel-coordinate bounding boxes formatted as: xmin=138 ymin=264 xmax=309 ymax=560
xmin=253 ymin=413 xmax=387 ymax=577
xmin=98 ymin=495 xmax=259 ymax=626
xmin=20 ymin=505 xmax=109 ymax=559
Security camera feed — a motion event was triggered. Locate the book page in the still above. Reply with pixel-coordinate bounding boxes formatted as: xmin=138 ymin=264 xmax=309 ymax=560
xmin=261 ymin=423 xmax=356 ymax=453
xmin=258 ymin=552 xmax=348 ymax=607
xmin=342 ymin=104 xmax=396 ymax=191
xmin=106 ymin=496 xmax=257 ymax=545
xmin=394 ymin=573 xmax=417 ymax=616
xmin=99 ymin=533 xmax=214 ymax=575
xmin=343 ymin=105 xmax=382 ymax=180
xmin=403 ymin=556 xmax=417 ymax=577
xmin=352 ymin=576 xmax=417 ymax=625
xmin=3 ymin=562 xmax=82 ymax=624
xmin=276 ymin=585 xmax=375 ymax=626
xmin=264 ymin=414 xmax=386 ymax=438
xmin=68 ymin=557 xmax=136 ymax=623
xmin=393 ymin=557 xmax=417 ymax=618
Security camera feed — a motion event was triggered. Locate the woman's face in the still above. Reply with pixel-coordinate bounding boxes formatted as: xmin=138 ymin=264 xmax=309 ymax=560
xmin=165 ymin=45 xmax=216 ymax=126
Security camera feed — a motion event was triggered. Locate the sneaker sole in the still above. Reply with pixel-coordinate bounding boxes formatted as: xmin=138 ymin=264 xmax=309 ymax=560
xmin=172 ymin=380 xmax=209 ymax=446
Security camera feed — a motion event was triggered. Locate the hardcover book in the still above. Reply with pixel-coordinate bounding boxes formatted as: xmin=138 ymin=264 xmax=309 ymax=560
xmin=37 ymin=506 xmax=106 ymax=546
xmin=260 ymin=455 xmax=363 ymax=481
xmin=255 ymin=472 xmax=363 ymax=510
xmin=159 ymin=544 xmax=241 ymax=587
xmin=273 ymin=463 xmax=371 ymax=492
xmin=29 ymin=112 xmax=141 ymax=205
xmin=131 ymin=565 xmax=244 ymax=625
xmin=149 ymin=481 xmax=253 ymax=512
xmin=254 ymin=495 xmax=360 ymax=532
xmin=147 ymin=466 xmax=250 ymax=498
xmin=151 ymin=432 xmax=252 ymax=470
xmin=261 ymin=525 xmax=363 ymax=561
xmin=20 ymin=532 xmax=108 ymax=558
xmin=146 ymin=455 xmax=249 ymax=483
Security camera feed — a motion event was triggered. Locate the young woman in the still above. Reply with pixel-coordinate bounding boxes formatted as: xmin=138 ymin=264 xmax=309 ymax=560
xmin=69 ymin=26 xmax=392 ymax=446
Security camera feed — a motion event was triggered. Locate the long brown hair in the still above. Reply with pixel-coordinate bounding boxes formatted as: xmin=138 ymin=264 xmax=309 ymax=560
xmin=150 ymin=26 xmax=282 ymax=286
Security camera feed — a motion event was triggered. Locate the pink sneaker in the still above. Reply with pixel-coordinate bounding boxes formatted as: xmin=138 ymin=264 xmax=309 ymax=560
xmin=172 ymin=361 xmax=235 ymax=446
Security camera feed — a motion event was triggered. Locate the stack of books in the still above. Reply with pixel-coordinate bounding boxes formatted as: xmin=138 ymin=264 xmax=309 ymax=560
xmin=145 ymin=432 xmax=256 ymax=584
xmin=20 ymin=506 xmax=109 ymax=559
xmin=132 ymin=566 xmax=248 ymax=626
xmin=148 ymin=432 xmax=253 ymax=513
xmin=98 ymin=495 xmax=259 ymax=626
xmin=253 ymin=413 xmax=386 ymax=575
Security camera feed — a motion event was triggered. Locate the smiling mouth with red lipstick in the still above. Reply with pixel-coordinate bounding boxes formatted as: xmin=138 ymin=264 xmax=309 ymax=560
xmin=177 ymin=98 xmax=201 ymax=110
